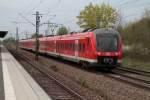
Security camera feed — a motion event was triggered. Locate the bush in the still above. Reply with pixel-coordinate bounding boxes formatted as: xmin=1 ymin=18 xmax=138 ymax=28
xmin=123 ymin=44 xmax=150 ymax=60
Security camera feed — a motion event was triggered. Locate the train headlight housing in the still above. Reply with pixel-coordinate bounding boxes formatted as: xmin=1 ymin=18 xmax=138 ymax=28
xmin=115 ymin=52 xmax=118 ymax=56
xmin=98 ymin=52 xmax=101 ymax=56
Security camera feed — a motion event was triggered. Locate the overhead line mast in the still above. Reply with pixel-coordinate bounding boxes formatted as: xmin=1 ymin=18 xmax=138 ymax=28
xmin=33 ymin=11 xmax=42 ymax=60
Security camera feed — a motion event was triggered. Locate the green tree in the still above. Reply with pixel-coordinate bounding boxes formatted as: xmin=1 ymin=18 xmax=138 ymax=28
xmin=120 ymin=9 xmax=150 ymax=58
xmin=77 ymin=3 xmax=118 ymax=29
xmin=57 ymin=26 xmax=68 ymax=35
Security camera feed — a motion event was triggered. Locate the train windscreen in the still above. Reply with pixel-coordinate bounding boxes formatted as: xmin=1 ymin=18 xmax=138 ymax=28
xmin=96 ymin=34 xmax=118 ymax=52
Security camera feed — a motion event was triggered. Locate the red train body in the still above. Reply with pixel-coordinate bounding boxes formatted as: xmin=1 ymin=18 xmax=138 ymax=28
xmin=19 ymin=28 xmax=123 ymax=69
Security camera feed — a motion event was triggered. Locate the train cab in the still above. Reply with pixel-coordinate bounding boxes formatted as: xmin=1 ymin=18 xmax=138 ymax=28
xmin=92 ymin=28 xmax=122 ymax=68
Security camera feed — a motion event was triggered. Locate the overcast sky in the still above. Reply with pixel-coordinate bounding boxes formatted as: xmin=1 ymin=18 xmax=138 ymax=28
xmin=0 ymin=0 xmax=150 ymax=38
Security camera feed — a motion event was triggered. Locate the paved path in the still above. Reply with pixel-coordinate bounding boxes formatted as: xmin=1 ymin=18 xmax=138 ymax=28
xmin=0 ymin=46 xmax=4 ymax=100
xmin=0 ymin=45 xmax=52 ymax=100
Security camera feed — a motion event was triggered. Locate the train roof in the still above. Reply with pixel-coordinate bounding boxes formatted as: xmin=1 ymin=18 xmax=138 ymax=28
xmin=19 ymin=28 xmax=120 ymax=41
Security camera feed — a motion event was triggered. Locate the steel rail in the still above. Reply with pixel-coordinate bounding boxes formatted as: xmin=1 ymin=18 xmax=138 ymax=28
xmin=15 ymin=51 xmax=86 ymax=100
xmin=107 ymin=67 xmax=150 ymax=90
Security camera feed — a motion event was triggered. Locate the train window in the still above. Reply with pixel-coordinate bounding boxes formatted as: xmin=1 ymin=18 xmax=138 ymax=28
xmin=81 ymin=43 xmax=83 ymax=52
xmin=83 ymin=43 xmax=85 ymax=52
xmin=72 ymin=43 xmax=74 ymax=51
xmin=70 ymin=43 xmax=71 ymax=50
xmin=87 ymin=38 xmax=90 ymax=45
xmin=79 ymin=43 xmax=85 ymax=52
xmin=70 ymin=43 xmax=72 ymax=50
xmin=79 ymin=43 xmax=81 ymax=52
xmin=66 ymin=43 xmax=67 ymax=49
xmin=64 ymin=43 xmax=66 ymax=50
xmin=64 ymin=43 xmax=65 ymax=49
xmin=67 ymin=43 xmax=68 ymax=49
xmin=73 ymin=43 xmax=75 ymax=51
xmin=59 ymin=43 xmax=60 ymax=49
xmin=63 ymin=43 xmax=65 ymax=49
xmin=58 ymin=43 xmax=60 ymax=49
xmin=71 ymin=43 xmax=73 ymax=51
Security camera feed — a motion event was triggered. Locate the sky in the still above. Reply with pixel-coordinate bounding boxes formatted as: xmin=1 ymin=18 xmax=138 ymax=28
xmin=0 ymin=0 xmax=150 ymax=39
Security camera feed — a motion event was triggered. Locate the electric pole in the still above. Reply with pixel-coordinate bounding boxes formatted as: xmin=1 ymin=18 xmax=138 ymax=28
xmin=25 ymin=31 xmax=28 ymax=39
xmin=16 ymin=27 xmax=19 ymax=51
xmin=47 ymin=21 xmax=50 ymax=35
xmin=12 ymin=21 xmax=19 ymax=51
xmin=35 ymin=11 xmax=41 ymax=61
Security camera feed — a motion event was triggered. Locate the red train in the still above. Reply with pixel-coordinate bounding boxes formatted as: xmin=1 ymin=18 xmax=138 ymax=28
xmin=19 ymin=28 xmax=123 ymax=70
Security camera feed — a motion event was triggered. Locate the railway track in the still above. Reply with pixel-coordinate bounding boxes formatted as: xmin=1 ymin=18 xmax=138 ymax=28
xmin=117 ymin=67 xmax=150 ymax=77
xmin=13 ymin=51 xmax=86 ymax=100
xmin=108 ymin=67 xmax=150 ymax=90
xmin=10 ymin=48 xmax=150 ymax=94
xmin=20 ymin=50 xmax=150 ymax=91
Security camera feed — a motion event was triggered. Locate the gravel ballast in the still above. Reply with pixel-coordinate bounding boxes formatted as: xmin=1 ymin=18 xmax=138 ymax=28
xmin=11 ymin=48 xmax=150 ymax=100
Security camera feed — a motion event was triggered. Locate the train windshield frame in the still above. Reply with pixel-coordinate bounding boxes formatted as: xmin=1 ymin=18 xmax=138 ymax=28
xmin=96 ymin=33 xmax=119 ymax=52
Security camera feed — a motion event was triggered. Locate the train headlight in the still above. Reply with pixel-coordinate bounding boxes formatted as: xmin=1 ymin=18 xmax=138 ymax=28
xmin=115 ymin=52 xmax=118 ymax=56
xmin=98 ymin=52 xmax=101 ymax=55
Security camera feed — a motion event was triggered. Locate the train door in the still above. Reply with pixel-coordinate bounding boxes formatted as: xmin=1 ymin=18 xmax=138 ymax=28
xmin=75 ymin=39 xmax=78 ymax=58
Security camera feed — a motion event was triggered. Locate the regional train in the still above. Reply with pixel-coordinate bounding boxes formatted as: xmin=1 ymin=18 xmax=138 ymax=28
xmin=19 ymin=28 xmax=123 ymax=70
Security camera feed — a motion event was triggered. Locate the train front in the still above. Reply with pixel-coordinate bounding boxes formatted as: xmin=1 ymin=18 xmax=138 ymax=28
xmin=94 ymin=28 xmax=122 ymax=69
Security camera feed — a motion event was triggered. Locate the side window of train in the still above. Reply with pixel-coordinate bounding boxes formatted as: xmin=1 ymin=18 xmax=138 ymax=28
xmin=73 ymin=43 xmax=75 ymax=51
xmin=58 ymin=42 xmax=59 ymax=49
xmin=71 ymin=43 xmax=73 ymax=51
xmin=87 ymin=38 xmax=90 ymax=46
xmin=66 ymin=43 xmax=67 ymax=49
xmin=79 ymin=43 xmax=81 ymax=52
xmin=61 ymin=43 xmax=62 ymax=49
xmin=63 ymin=43 xmax=65 ymax=50
xmin=71 ymin=43 xmax=73 ymax=50
xmin=82 ymin=43 xmax=85 ymax=52
xmin=70 ymin=43 xmax=72 ymax=50
xmin=70 ymin=43 xmax=71 ymax=50
xmin=80 ymin=43 xmax=83 ymax=52
xmin=61 ymin=43 xmax=63 ymax=49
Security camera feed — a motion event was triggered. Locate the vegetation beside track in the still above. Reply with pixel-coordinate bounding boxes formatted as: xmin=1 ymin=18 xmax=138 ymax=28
xmin=119 ymin=10 xmax=150 ymax=70
xmin=122 ymin=57 xmax=150 ymax=72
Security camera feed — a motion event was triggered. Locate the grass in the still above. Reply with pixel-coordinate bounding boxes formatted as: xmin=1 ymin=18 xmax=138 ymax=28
xmin=50 ymin=65 xmax=59 ymax=72
xmin=76 ymin=76 xmax=88 ymax=87
xmin=122 ymin=57 xmax=150 ymax=72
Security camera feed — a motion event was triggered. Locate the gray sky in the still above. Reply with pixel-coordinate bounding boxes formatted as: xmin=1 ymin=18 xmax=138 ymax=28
xmin=0 ymin=0 xmax=150 ymax=39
